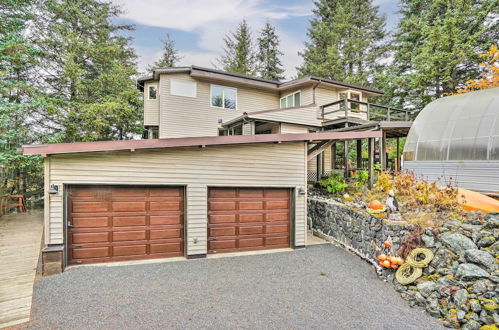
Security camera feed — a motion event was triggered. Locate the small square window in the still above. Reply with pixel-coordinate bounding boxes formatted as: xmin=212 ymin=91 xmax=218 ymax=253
xmin=280 ymin=91 xmax=301 ymax=108
xmin=211 ymin=85 xmax=237 ymax=110
xmin=148 ymin=85 xmax=157 ymax=100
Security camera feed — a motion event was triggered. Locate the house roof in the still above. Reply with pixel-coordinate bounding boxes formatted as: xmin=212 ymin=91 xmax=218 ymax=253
xmin=137 ymin=65 xmax=384 ymax=95
xmin=23 ymin=131 xmax=382 ymax=156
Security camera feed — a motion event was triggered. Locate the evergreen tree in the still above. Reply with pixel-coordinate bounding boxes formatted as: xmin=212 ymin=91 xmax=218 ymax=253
xmin=34 ymin=0 xmax=142 ymax=142
xmin=147 ymin=33 xmax=181 ymax=72
xmin=388 ymin=0 xmax=499 ymax=109
xmin=0 ymin=0 xmax=44 ymax=194
xmin=298 ymin=0 xmax=387 ymax=85
xmin=218 ymin=19 xmax=256 ymax=75
xmin=256 ymin=22 xmax=285 ymax=81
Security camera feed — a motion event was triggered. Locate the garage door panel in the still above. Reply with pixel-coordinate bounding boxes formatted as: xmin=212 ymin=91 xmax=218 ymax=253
xmin=72 ymin=201 xmax=108 ymax=213
xmin=150 ymin=201 xmax=182 ymax=211
xmin=209 ymin=240 xmax=236 ymax=250
xmin=209 ymin=227 xmax=236 ymax=237
xmin=150 ymin=215 xmax=183 ymax=225
xmin=265 ymin=201 xmax=289 ymax=210
xmin=266 ymin=236 xmax=289 ymax=246
xmin=239 ymin=237 xmax=264 ymax=248
xmin=209 ymin=188 xmax=237 ymax=198
xmin=266 ymin=212 xmax=288 ymax=222
xmin=208 ymin=187 xmax=290 ymax=254
xmin=72 ymin=232 xmax=109 ymax=244
xmin=150 ymin=229 xmax=182 ymax=239
xmin=238 ymin=188 xmax=264 ymax=198
xmin=112 ymin=201 xmax=146 ymax=212
xmin=239 ymin=226 xmax=264 ymax=235
xmin=68 ymin=186 xmax=184 ymax=265
xmin=209 ymin=214 xmax=236 ymax=223
xmin=113 ymin=230 xmax=146 ymax=242
xmin=113 ymin=245 xmax=146 ymax=257
xmin=209 ymin=201 xmax=236 ymax=211
xmin=238 ymin=213 xmax=264 ymax=222
xmin=266 ymin=224 xmax=288 ymax=233
xmin=239 ymin=201 xmax=263 ymax=210
xmin=112 ymin=216 xmax=146 ymax=226
xmin=72 ymin=247 xmax=109 ymax=259
xmin=72 ymin=217 xmax=108 ymax=228
xmin=150 ymin=243 xmax=183 ymax=254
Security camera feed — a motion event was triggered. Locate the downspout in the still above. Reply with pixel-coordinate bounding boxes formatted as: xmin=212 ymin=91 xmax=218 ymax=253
xmin=312 ymin=79 xmax=324 ymax=132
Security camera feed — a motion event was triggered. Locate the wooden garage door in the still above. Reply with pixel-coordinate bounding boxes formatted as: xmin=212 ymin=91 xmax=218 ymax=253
xmin=208 ymin=187 xmax=291 ymax=253
xmin=68 ymin=186 xmax=184 ymax=265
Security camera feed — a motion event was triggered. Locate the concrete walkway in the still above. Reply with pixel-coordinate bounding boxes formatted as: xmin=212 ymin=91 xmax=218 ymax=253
xmin=0 ymin=211 xmax=43 ymax=328
xmin=28 ymin=244 xmax=442 ymax=329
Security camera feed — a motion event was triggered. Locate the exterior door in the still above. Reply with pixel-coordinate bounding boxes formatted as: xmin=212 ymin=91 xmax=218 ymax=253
xmin=208 ymin=187 xmax=291 ymax=254
xmin=67 ymin=185 xmax=184 ymax=265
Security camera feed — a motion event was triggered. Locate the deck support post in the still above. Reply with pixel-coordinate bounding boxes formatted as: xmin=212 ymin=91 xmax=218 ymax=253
xmin=380 ymin=131 xmax=387 ymax=170
xmin=344 ymin=140 xmax=348 ymax=178
xmin=332 ymin=142 xmax=336 ymax=170
xmin=368 ymin=138 xmax=374 ymax=188
xmin=356 ymin=139 xmax=362 ymax=169
xmin=396 ymin=137 xmax=400 ymax=172
xmin=317 ymin=152 xmax=323 ymax=182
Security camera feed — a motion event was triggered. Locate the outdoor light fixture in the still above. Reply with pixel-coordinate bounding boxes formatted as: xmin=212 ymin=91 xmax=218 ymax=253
xmin=298 ymin=187 xmax=306 ymax=195
xmin=48 ymin=184 xmax=59 ymax=195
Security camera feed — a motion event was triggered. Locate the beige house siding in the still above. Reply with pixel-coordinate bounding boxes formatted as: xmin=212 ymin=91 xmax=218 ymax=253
xmin=252 ymin=105 xmax=322 ymax=127
xmin=143 ymin=81 xmax=160 ymax=126
xmin=280 ymin=123 xmax=310 ymax=134
xmin=45 ymin=142 xmax=308 ymax=255
xmin=159 ymin=73 xmax=279 ymax=138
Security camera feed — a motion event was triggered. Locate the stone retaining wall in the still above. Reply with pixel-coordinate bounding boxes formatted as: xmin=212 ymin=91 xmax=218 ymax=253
xmin=308 ymin=197 xmax=499 ymax=329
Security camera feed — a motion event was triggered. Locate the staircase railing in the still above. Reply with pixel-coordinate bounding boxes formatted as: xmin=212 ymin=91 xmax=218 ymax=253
xmin=320 ymin=99 xmax=416 ymax=122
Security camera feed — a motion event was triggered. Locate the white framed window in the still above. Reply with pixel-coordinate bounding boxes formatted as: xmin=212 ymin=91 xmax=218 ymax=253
xmin=211 ymin=84 xmax=237 ymax=110
xmin=170 ymin=79 xmax=197 ymax=98
xmin=148 ymin=84 xmax=158 ymax=100
xmin=349 ymin=92 xmax=361 ymax=110
xmin=280 ymin=91 xmax=300 ymax=108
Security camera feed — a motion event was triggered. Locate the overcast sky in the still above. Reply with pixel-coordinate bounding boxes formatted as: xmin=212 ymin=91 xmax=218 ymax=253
xmin=113 ymin=0 xmax=400 ymax=79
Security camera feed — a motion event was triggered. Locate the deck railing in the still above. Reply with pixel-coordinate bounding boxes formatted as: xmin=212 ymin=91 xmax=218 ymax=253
xmin=320 ymin=99 xmax=416 ymax=122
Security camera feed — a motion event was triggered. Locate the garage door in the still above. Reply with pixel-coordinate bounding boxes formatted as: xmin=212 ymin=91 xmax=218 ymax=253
xmin=208 ymin=187 xmax=290 ymax=253
xmin=68 ymin=186 xmax=184 ymax=265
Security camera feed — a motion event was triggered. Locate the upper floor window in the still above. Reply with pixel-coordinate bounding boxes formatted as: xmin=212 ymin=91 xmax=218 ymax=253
xmin=211 ymin=85 xmax=237 ymax=110
xmin=280 ymin=91 xmax=300 ymax=108
xmin=170 ymin=79 xmax=197 ymax=98
xmin=148 ymin=84 xmax=158 ymax=100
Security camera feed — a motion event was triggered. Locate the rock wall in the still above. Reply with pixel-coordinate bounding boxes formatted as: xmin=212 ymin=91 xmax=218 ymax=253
xmin=308 ymin=197 xmax=499 ymax=329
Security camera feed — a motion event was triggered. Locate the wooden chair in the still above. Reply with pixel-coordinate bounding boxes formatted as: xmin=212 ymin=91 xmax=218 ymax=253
xmin=7 ymin=194 xmax=26 ymax=212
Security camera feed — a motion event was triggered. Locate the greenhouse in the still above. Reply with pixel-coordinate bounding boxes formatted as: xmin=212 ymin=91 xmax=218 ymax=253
xmin=403 ymin=87 xmax=499 ymax=194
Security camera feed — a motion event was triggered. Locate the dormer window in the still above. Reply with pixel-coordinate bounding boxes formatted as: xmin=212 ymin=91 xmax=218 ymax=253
xmin=148 ymin=84 xmax=158 ymax=100
xmin=211 ymin=85 xmax=237 ymax=110
xmin=280 ymin=91 xmax=300 ymax=108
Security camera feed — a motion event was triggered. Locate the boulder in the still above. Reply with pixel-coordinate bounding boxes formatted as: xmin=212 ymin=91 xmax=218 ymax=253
xmin=453 ymin=289 xmax=468 ymax=306
xmin=471 ymin=279 xmax=494 ymax=294
xmin=464 ymin=249 xmax=496 ymax=272
xmin=477 ymin=236 xmax=495 ymax=248
xmin=488 ymin=241 xmax=499 ymax=254
xmin=422 ymin=234 xmax=435 ymax=247
xmin=462 ymin=320 xmax=480 ymax=330
xmin=440 ymin=233 xmax=477 ymax=255
xmin=455 ymin=264 xmax=489 ymax=281
xmin=417 ymin=281 xmax=437 ymax=297
xmin=469 ymin=299 xmax=481 ymax=312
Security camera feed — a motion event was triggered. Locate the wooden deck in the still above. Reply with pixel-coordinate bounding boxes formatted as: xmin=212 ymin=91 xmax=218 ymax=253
xmin=0 ymin=210 xmax=43 ymax=328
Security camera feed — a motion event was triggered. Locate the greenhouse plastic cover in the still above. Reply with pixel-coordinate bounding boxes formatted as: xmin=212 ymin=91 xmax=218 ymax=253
xmin=404 ymin=87 xmax=499 ymax=161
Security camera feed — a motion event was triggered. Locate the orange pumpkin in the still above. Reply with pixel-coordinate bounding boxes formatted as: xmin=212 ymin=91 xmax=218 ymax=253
xmin=369 ymin=200 xmax=383 ymax=210
xmin=382 ymin=260 xmax=390 ymax=268
xmin=390 ymin=263 xmax=398 ymax=269
xmin=395 ymin=257 xmax=404 ymax=265
xmin=377 ymin=254 xmax=387 ymax=262
xmin=383 ymin=240 xmax=392 ymax=248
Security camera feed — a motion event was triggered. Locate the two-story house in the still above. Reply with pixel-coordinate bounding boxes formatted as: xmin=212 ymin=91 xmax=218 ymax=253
xmin=24 ymin=65 xmax=412 ymax=274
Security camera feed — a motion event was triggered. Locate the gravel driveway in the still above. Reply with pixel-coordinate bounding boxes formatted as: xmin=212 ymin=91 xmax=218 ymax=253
xmin=27 ymin=244 xmax=442 ymax=329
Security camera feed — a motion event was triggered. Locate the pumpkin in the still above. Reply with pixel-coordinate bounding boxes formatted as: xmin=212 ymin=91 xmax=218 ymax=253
xmin=390 ymin=263 xmax=398 ymax=269
xmin=369 ymin=200 xmax=383 ymax=210
xmin=382 ymin=260 xmax=391 ymax=268
xmin=377 ymin=254 xmax=387 ymax=262
xmin=395 ymin=257 xmax=404 ymax=265
xmin=383 ymin=240 xmax=392 ymax=248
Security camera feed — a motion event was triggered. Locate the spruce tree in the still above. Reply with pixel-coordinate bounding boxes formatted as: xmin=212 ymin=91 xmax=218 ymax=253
xmin=298 ymin=0 xmax=387 ymax=85
xmin=256 ymin=22 xmax=285 ymax=81
xmin=147 ymin=33 xmax=181 ymax=72
xmin=388 ymin=0 xmax=499 ymax=109
xmin=218 ymin=20 xmax=256 ymax=75
xmin=0 ymin=0 xmax=44 ymax=194
xmin=34 ymin=0 xmax=142 ymax=142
